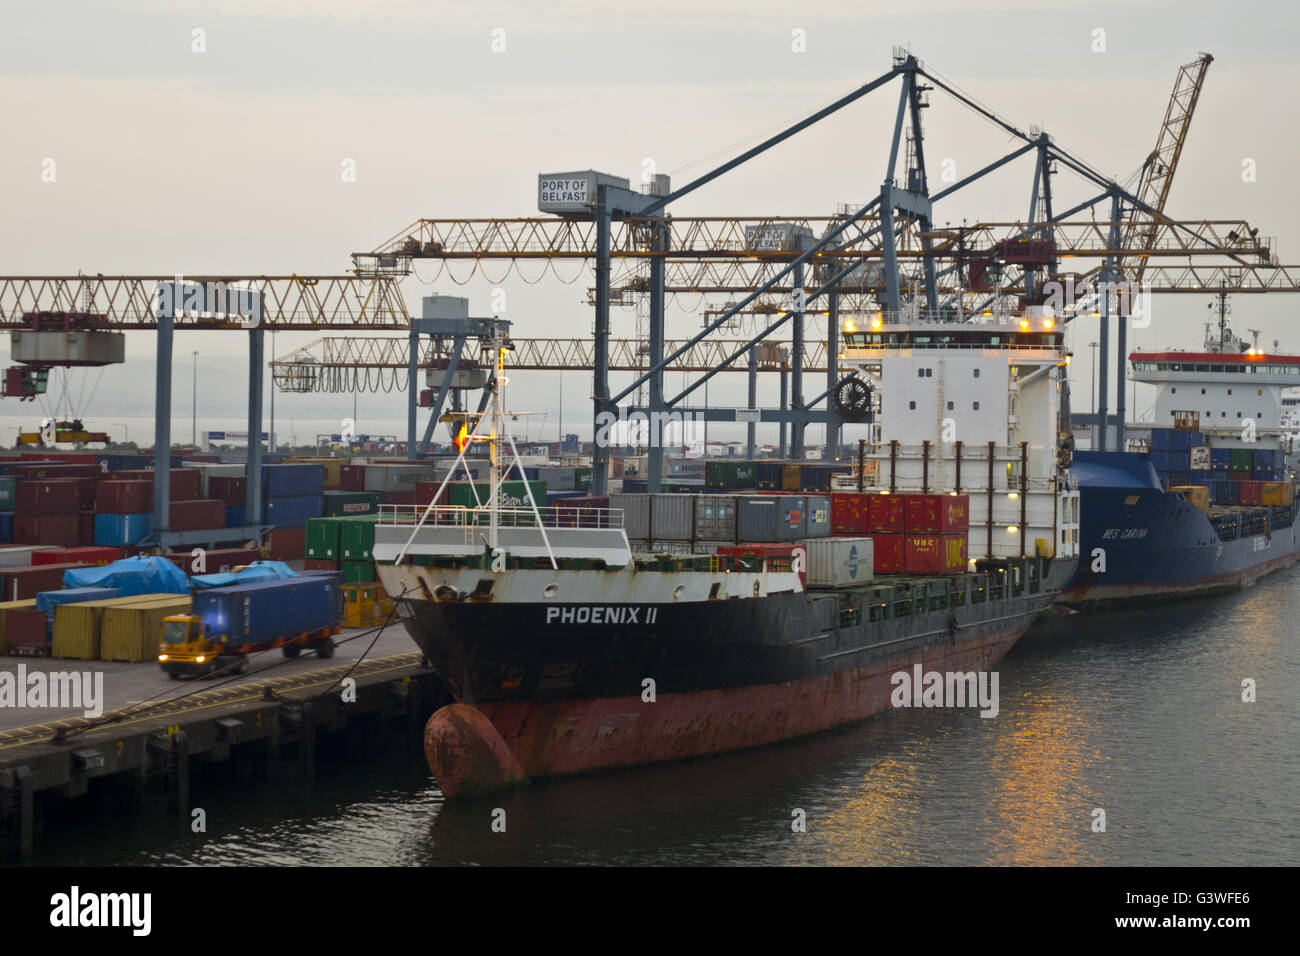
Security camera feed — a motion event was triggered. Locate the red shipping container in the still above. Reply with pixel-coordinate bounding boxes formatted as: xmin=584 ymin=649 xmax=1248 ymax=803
xmin=305 ymin=558 xmax=340 ymax=571
xmin=870 ymin=534 xmax=905 ymax=574
xmin=14 ymin=479 xmax=81 ymax=515
xmin=32 ymin=546 xmax=121 ymax=567
xmin=903 ymin=533 xmax=968 ymax=575
xmin=338 ymin=465 xmax=366 ymax=491
xmin=1227 ymin=470 xmax=1251 ymax=482
xmin=905 ymin=493 xmax=970 ymax=533
xmin=78 ymin=513 xmax=94 ymax=547
xmin=18 ymin=452 xmax=95 ymax=463
xmin=830 ymin=492 xmax=871 ymax=534
xmin=168 ymin=499 xmax=226 ymax=532
xmin=266 ymin=526 xmax=305 ymax=561
xmin=209 ymin=475 xmax=248 ymax=507
xmin=112 ymin=469 xmax=155 ymax=481
xmin=0 ymin=563 xmax=93 ymax=601
xmin=168 ymin=469 xmax=203 ymax=500
xmin=414 ymin=481 xmax=449 ymax=507
xmin=14 ymin=513 xmax=81 ymax=548
xmin=1239 ymin=481 xmax=1262 ymax=505
xmin=41 ymin=477 xmax=96 ymax=511
xmin=9 ymin=462 xmax=101 ymax=480
xmin=96 ymin=480 xmax=153 ymax=514
xmin=2 ymin=608 xmax=50 ymax=656
xmin=867 ymin=494 xmax=906 ymax=533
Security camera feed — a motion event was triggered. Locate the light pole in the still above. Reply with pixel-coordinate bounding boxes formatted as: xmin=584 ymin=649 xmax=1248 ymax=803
xmin=1088 ymin=341 xmax=1099 ymax=415
xmin=191 ymin=351 xmax=198 ymax=448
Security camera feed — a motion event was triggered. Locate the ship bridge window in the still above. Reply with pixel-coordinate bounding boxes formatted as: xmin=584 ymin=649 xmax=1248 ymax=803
xmin=1212 ymin=365 xmax=1224 ymax=372
xmin=974 ymin=368 xmax=981 ymax=378
xmin=973 ymin=401 xmax=981 ymax=411
xmin=909 ymin=401 xmax=916 ymax=409
xmin=947 ymin=401 xmax=954 ymax=410
xmin=1196 ymin=364 xmax=1210 ymax=372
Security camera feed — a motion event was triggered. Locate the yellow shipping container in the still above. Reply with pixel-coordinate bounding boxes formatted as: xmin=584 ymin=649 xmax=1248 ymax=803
xmin=52 ymin=593 xmax=183 ymax=660
xmin=100 ymin=595 xmax=193 ymax=663
xmin=286 ymin=457 xmax=344 ymax=489
xmin=1259 ymin=481 xmax=1294 ymax=507
xmin=0 ymin=598 xmax=38 ymax=654
xmin=1171 ymin=485 xmax=1210 ymax=512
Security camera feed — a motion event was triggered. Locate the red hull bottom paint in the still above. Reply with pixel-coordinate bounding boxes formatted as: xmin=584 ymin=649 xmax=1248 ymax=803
xmin=1060 ymin=547 xmax=1300 ymax=607
xmin=427 ymin=624 xmax=1027 ymax=797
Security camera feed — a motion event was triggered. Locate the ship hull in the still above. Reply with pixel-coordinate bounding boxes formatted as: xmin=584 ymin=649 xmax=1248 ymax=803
xmin=381 ymin=558 xmax=1073 ymax=794
xmin=1062 ymin=480 xmax=1300 ymax=609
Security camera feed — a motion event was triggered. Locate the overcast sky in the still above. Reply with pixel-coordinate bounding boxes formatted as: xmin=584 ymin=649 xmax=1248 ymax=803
xmin=2 ymin=0 xmax=1297 ymax=444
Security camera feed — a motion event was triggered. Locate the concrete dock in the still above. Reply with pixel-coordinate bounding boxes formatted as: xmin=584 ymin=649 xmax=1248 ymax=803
xmin=0 ymin=626 xmax=448 ymax=860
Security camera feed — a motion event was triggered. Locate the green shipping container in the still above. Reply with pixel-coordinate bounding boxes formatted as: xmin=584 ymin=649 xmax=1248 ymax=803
xmin=322 ymin=491 xmax=382 ymax=517
xmin=305 ymin=517 xmax=342 ymax=560
xmin=448 ymin=481 xmax=547 ymax=509
xmin=0 ymin=476 xmax=15 ymax=512
xmin=340 ymin=515 xmax=380 ymax=561
xmin=341 ymin=560 xmax=375 ymax=584
xmin=1229 ymin=448 xmax=1255 ymax=471
xmin=706 ymin=460 xmax=758 ymax=489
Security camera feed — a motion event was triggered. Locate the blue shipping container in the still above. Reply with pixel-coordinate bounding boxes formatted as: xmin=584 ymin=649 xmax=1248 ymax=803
xmin=95 ymin=512 xmax=154 ymax=546
xmin=1169 ymin=430 xmax=1192 ymax=451
xmin=1167 ymin=471 xmax=1191 ymax=486
xmin=1189 ymin=432 xmax=1204 ymax=447
xmin=262 ymin=495 xmax=324 ymax=527
xmin=1170 ymin=450 xmax=1191 ymax=471
xmin=1210 ymin=447 xmax=1231 ymax=465
xmin=1150 ymin=428 xmax=1172 ymax=450
xmin=226 ymin=505 xmax=248 ymax=527
xmin=1149 ymin=450 xmax=1171 ymax=472
xmin=191 ymin=574 xmax=342 ymax=648
xmin=1190 ymin=469 xmax=1213 ymax=483
xmin=262 ymin=463 xmax=325 ymax=498
xmin=0 ymin=513 xmax=11 ymax=544
xmin=805 ymin=494 xmax=831 ymax=538
xmin=1215 ymin=481 xmax=1240 ymax=506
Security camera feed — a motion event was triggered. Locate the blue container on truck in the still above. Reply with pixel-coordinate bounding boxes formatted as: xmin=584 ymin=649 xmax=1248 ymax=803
xmin=36 ymin=587 xmax=121 ymax=637
xmin=261 ymin=463 xmax=325 ymax=498
xmin=192 ymin=574 xmax=342 ymax=648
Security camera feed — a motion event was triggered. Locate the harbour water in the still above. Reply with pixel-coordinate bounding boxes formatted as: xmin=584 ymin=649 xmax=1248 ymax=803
xmin=25 ymin=565 xmax=1299 ymax=867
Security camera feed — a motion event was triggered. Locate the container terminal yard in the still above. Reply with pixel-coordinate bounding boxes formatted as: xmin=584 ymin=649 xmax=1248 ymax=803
xmin=1 ymin=4 xmax=1298 ymax=892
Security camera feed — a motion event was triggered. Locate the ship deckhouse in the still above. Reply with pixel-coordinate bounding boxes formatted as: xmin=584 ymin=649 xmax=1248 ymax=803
xmin=840 ymin=315 xmax=1078 ymax=562
xmin=1130 ymin=349 xmax=1300 ymax=434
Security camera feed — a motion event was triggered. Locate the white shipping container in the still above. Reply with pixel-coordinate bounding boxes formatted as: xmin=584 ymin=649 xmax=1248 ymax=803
xmin=801 ymin=537 xmax=874 ymax=588
xmin=365 ymin=463 xmax=434 ymax=492
xmin=0 ymin=545 xmax=60 ymax=569
xmin=649 ymin=494 xmax=694 ymax=541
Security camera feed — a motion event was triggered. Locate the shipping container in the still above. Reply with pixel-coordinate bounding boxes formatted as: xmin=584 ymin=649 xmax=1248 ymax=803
xmin=53 ymin=592 xmax=177 ymax=660
xmin=903 ymin=533 xmax=968 ymax=574
xmin=163 ymin=548 xmax=260 ymax=574
xmin=1229 ymin=448 xmax=1254 ymax=471
xmin=0 ymin=598 xmax=38 ymax=653
xmin=3 ymin=608 xmax=48 ymax=656
xmin=867 ymin=494 xmax=906 ymax=533
xmin=9 ymin=462 xmax=100 ymax=481
xmin=1148 ymin=449 xmax=1171 ymax=472
xmin=337 ymin=464 xmax=367 ymax=490
xmin=904 ymin=493 xmax=970 ymax=533
xmin=870 ymin=534 xmax=905 ymax=574
xmin=705 ymin=460 xmax=758 ymax=490
xmin=801 ymin=537 xmax=874 ymax=587
xmin=0 ymin=475 xmax=16 ymax=512
xmin=692 ymin=495 xmax=738 ymax=541
xmin=32 ymin=546 xmax=121 ymax=567
xmin=208 ymin=474 xmax=248 ymax=507
xmin=363 ymin=463 xmax=432 ymax=493
xmin=169 ymin=499 xmax=226 ymax=531
xmin=100 ymin=595 xmax=194 ymax=662
xmin=1170 ymin=450 xmax=1191 ymax=472
xmin=92 ymin=512 xmax=152 ymax=547
xmin=339 ymin=517 xmax=380 ymax=561
xmin=830 ymin=492 xmax=870 ymax=535
xmin=804 ymin=495 xmax=831 ymax=538
xmin=737 ymin=495 xmax=806 ymax=542
xmin=306 ymin=517 xmax=342 ymax=560
xmin=189 ymin=575 xmax=342 ymax=649
xmin=181 ymin=462 xmax=245 ymax=497
xmin=0 ymin=514 xmax=11 ymax=544
xmin=226 ymin=506 xmax=248 ymax=528
xmin=446 ymin=481 xmax=547 ymax=510
xmin=263 ymin=495 xmax=324 ymax=527
xmin=261 ymin=463 xmax=325 ymax=497
xmin=715 ymin=543 xmax=807 ymax=587
xmin=0 ymin=545 xmax=60 ymax=569
xmin=15 ymin=479 xmax=81 ymax=515
xmin=304 ymin=558 xmax=340 ymax=571
xmin=96 ymin=480 xmax=153 ymax=514
xmin=1150 ymin=428 xmax=1172 ymax=450
xmin=609 ymin=493 xmax=650 ymax=540
xmin=1170 ymin=485 xmax=1210 ymax=511
xmin=322 ymin=490 xmax=382 ymax=516
xmin=1212 ymin=480 xmax=1240 ymax=506
xmin=266 ymin=526 xmax=306 ymax=561
xmin=1210 ymin=447 xmax=1231 ymax=469
xmin=341 ymin=560 xmax=374 ymax=584
xmin=285 ymin=458 xmax=346 ymax=490
xmin=1239 ymin=481 xmax=1263 ymax=506
xmin=649 ymin=494 xmax=694 ymax=542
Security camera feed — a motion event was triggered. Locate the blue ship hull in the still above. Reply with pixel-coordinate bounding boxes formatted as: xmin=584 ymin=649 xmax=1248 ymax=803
xmin=1062 ymin=451 xmax=1300 ymax=608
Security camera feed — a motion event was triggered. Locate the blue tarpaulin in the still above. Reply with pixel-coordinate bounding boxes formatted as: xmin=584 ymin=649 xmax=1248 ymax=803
xmin=63 ymin=556 xmax=190 ymax=596
xmin=189 ymin=561 xmax=299 ymax=590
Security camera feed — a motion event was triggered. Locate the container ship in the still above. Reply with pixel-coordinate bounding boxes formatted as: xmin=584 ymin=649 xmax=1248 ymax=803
xmin=375 ymin=316 xmax=1082 ymax=797
xmin=1062 ymin=314 xmax=1300 ymax=608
